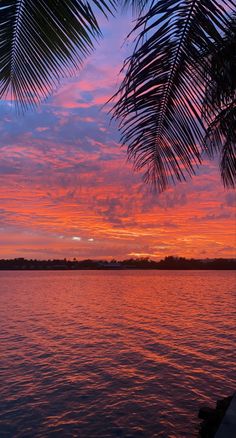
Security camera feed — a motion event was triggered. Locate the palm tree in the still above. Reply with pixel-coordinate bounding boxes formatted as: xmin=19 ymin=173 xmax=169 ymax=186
xmin=0 ymin=0 xmax=235 ymax=190
xmin=203 ymin=18 xmax=236 ymax=188
xmin=112 ymin=2 xmax=236 ymax=190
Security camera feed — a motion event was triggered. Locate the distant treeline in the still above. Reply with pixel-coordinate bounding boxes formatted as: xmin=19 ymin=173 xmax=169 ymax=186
xmin=0 ymin=256 xmax=235 ymax=270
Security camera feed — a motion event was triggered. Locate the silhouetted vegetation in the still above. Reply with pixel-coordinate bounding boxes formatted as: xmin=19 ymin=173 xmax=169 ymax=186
xmin=0 ymin=256 xmax=235 ymax=270
xmin=0 ymin=1 xmax=235 ymax=190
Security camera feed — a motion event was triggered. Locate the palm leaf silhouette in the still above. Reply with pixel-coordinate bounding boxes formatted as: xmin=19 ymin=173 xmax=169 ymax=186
xmin=0 ymin=1 xmax=235 ymax=190
xmin=203 ymin=17 xmax=236 ymax=188
xmin=112 ymin=0 xmax=236 ymax=190
xmin=0 ymin=0 xmax=115 ymax=110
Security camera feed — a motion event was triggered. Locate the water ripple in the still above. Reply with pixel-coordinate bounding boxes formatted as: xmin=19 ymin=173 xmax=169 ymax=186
xmin=0 ymin=270 xmax=235 ymax=437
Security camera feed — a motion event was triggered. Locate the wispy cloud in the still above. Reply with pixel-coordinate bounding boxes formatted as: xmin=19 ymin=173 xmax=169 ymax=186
xmin=0 ymin=16 xmax=235 ymax=260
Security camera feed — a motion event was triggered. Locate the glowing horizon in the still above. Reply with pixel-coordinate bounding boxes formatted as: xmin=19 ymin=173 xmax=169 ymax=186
xmin=0 ymin=16 xmax=235 ymax=261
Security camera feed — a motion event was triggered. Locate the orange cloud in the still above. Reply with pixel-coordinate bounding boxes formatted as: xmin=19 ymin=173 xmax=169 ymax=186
xmin=0 ymin=16 xmax=235 ymax=261
xmin=0 ymin=133 xmax=235 ymax=260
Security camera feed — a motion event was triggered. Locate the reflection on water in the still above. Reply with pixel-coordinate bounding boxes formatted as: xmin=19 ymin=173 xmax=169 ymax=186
xmin=0 ymin=270 xmax=235 ymax=437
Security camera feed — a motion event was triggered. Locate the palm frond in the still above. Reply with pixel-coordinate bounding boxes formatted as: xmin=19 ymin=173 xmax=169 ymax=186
xmin=0 ymin=0 xmax=115 ymax=110
xmin=205 ymin=100 xmax=236 ymax=187
xmin=203 ymin=16 xmax=236 ymax=187
xmin=121 ymin=0 xmax=150 ymax=16
xmin=221 ymin=137 xmax=236 ymax=188
xmin=203 ymin=17 xmax=236 ymax=120
xmin=112 ymin=0 xmax=236 ymax=191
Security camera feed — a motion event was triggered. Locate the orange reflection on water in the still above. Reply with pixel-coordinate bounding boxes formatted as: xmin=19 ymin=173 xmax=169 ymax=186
xmin=0 ymin=270 xmax=235 ymax=437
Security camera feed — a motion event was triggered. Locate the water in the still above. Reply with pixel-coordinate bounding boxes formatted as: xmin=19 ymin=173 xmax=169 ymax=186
xmin=0 ymin=270 xmax=235 ymax=438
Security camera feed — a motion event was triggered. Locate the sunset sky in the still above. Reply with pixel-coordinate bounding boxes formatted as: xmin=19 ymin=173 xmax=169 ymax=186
xmin=0 ymin=14 xmax=235 ymax=261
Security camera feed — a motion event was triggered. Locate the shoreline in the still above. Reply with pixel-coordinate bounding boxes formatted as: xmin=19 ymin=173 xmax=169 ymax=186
xmin=1 ymin=257 xmax=235 ymax=271
xmin=0 ymin=267 xmax=235 ymax=271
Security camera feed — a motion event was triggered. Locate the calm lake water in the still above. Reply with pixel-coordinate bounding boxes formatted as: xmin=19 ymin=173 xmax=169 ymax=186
xmin=0 ymin=270 xmax=235 ymax=437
